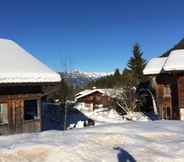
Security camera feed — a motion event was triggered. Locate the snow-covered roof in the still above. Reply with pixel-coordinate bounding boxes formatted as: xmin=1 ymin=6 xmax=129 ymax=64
xmin=144 ymin=49 xmax=184 ymax=75
xmin=143 ymin=57 xmax=167 ymax=75
xmin=164 ymin=49 xmax=184 ymax=71
xmin=0 ymin=39 xmax=61 ymax=83
xmin=75 ymin=89 xmax=104 ymax=100
xmin=75 ymin=90 xmax=93 ymax=97
xmin=75 ymin=88 xmax=123 ymax=101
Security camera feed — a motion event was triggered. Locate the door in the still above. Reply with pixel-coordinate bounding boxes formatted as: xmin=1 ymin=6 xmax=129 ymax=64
xmin=12 ymin=99 xmax=24 ymax=133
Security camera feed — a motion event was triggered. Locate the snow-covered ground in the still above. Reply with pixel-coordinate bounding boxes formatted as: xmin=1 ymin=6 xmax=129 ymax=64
xmin=0 ymin=121 xmax=184 ymax=162
xmin=123 ymin=111 xmax=151 ymax=121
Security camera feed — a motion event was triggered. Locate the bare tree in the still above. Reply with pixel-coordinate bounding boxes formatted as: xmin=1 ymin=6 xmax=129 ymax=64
xmin=112 ymin=87 xmax=137 ymax=114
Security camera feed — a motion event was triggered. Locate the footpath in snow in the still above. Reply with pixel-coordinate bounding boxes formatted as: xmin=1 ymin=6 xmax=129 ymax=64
xmin=0 ymin=121 xmax=184 ymax=162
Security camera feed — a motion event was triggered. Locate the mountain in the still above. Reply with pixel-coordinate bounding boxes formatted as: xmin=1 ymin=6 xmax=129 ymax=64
xmin=61 ymin=70 xmax=113 ymax=87
xmin=161 ymin=38 xmax=184 ymax=57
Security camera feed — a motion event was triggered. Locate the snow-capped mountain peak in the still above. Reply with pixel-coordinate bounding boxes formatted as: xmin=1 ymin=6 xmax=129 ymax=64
xmin=61 ymin=70 xmax=113 ymax=87
xmin=71 ymin=69 xmax=113 ymax=79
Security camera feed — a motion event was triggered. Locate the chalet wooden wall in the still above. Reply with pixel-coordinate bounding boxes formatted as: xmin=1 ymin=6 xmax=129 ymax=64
xmin=155 ymin=74 xmax=178 ymax=120
xmin=0 ymin=83 xmax=59 ymax=135
xmin=155 ymin=84 xmax=172 ymax=119
xmin=0 ymin=94 xmax=42 ymax=135
xmin=177 ymin=76 xmax=184 ymax=120
xmin=77 ymin=91 xmax=112 ymax=109
xmin=177 ymin=76 xmax=184 ymax=108
xmin=154 ymin=74 xmax=182 ymax=120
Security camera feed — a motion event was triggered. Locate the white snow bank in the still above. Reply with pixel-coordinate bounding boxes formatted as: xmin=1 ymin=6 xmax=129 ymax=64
xmin=78 ymin=107 xmax=150 ymax=126
xmin=0 ymin=121 xmax=184 ymax=162
xmin=80 ymin=108 xmax=125 ymax=125
xmin=123 ymin=112 xmax=150 ymax=121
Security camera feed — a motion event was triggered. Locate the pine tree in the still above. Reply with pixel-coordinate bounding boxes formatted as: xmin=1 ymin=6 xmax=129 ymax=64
xmin=114 ymin=68 xmax=121 ymax=77
xmin=126 ymin=43 xmax=146 ymax=87
xmin=122 ymin=68 xmax=134 ymax=87
xmin=114 ymin=68 xmax=122 ymax=87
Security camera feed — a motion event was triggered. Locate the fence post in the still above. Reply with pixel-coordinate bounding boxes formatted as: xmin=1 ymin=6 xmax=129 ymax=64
xmin=64 ymin=102 xmax=68 ymax=130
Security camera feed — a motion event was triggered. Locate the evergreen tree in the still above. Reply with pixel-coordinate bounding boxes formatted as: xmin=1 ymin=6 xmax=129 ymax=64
xmin=114 ymin=68 xmax=122 ymax=87
xmin=122 ymin=68 xmax=134 ymax=87
xmin=114 ymin=68 xmax=121 ymax=77
xmin=126 ymin=43 xmax=146 ymax=87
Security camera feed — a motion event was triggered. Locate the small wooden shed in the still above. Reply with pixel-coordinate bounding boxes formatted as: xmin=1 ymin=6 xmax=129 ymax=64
xmin=0 ymin=39 xmax=61 ymax=135
xmin=144 ymin=49 xmax=184 ymax=120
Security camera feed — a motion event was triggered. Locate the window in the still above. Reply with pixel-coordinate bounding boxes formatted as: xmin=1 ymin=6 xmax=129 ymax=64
xmin=0 ymin=103 xmax=8 ymax=124
xmin=24 ymin=100 xmax=39 ymax=120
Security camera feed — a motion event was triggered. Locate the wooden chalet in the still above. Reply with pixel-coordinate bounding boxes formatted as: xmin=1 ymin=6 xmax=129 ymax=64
xmin=0 ymin=39 xmax=61 ymax=135
xmin=75 ymin=89 xmax=112 ymax=111
xmin=144 ymin=49 xmax=184 ymax=120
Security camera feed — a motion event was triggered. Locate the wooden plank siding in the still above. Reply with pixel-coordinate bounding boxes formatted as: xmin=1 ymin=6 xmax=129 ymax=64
xmin=155 ymin=74 xmax=176 ymax=120
xmin=155 ymin=84 xmax=172 ymax=119
xmin=77 ymin=91 xmax=112 ymax=111
xmin=0 ymin=82 xmax=59 ymax=135
xmin=177 ymin=76 xmax=184 ymax=120
xmin=0 ymin=94 xmax=43 ymax=135
xmin=154 ymin=74 xmax=182 ymax=120
xmin=178 ymin=76 xmax=184 ymax=108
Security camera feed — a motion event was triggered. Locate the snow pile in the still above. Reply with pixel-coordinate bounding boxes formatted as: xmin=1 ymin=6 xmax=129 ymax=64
xmin=123 ymin=112 xmax=151 ymax=121
xmin=0 ymin=121 xmax=184 ymax=161
xmin=75 ymin=105 xmax=150 ymax=126
xmin=81 ymin=108 xmax=125 ymax=125
xmin=68 ymin=120 xmax=87 ymax=129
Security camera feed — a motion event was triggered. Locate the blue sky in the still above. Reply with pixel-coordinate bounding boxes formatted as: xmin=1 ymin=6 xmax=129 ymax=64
xmin=0 ymin=0 xmax=184 ymax=72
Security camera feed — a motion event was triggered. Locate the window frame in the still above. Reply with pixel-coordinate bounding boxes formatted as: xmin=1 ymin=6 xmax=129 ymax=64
xmin=0 ymin=102 xmax=8 ymax=125
xmin=23 ymin=99 xmax=40 ymax=121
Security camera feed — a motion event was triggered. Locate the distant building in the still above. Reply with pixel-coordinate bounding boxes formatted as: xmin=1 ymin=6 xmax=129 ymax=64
xmin=75 ymin=89 xmax=113 ymax=111
xmin=144 ymin=49 xmax=184 ymax=120
xmin=0 ymin=39 xmax=61 ymax=135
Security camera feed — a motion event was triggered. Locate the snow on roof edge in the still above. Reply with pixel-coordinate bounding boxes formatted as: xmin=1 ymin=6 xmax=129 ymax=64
xmin=76 ymin=89 xmax=105 ymax=100
xmin=163 ymin=49 xmax=184 ymax=72
xmin=143 ymin=57 xmax=168 ymax=75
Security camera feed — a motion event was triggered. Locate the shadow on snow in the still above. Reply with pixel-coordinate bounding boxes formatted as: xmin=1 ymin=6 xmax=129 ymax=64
xmin=114 ymin=147 xmax=136 ymax=162
xmin=41 ymin=103 xmax=94 ymax=131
